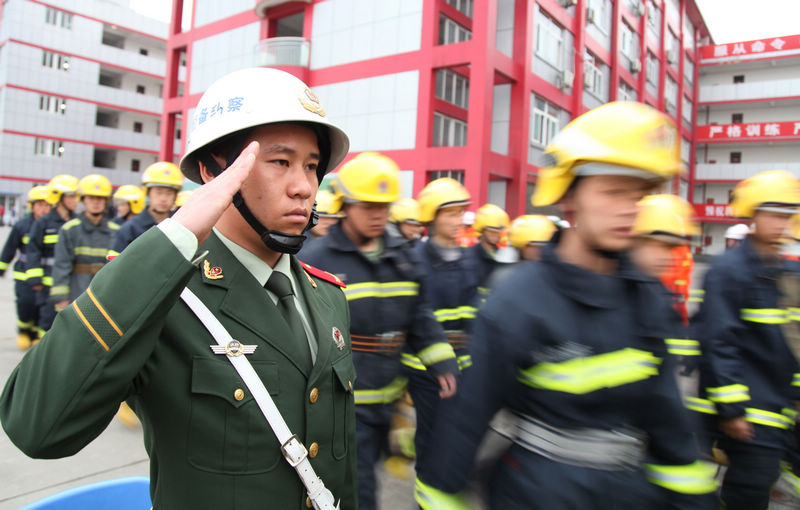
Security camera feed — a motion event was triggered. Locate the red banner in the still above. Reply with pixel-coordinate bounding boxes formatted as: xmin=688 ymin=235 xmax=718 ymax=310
xmin=696 ymin=120 xmax=800 ymax=142
xmin=700 ymin=35 xmax=800 ymax=61
xmin=694 ymin=203 xmax=731 ymax=219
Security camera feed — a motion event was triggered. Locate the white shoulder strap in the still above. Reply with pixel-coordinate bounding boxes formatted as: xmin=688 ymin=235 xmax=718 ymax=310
xmin=180 ymin=287 xmax=339 ymax=510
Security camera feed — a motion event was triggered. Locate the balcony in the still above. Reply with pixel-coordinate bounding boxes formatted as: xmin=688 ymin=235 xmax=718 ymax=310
xmin=699 ymin=78 xmax=800 ymax=104
xmin=254 ymin=37 xmax=310 ymax=68
xmin=695 ymin=162 xmax=800 ymax=181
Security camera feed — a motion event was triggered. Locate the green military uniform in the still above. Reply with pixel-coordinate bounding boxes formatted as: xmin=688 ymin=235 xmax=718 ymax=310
xmin=0 ymin=226 xmax=357 ymax=510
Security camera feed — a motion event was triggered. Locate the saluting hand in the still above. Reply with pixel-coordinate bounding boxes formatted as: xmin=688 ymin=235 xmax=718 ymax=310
xmin=172 ymin=141 xmax=259 ymax=245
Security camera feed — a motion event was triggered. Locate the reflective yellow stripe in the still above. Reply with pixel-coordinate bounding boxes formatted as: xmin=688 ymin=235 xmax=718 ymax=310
xmin=0 ymin=261 xmax=8 ymax=270
xmin=343 ymin=281 xmax=419 ymax=301
xmin=740 ymin=308 xmax=789 ymax=324
xmin=706 ymin=384 xmax=750 ymax=403
xmin=74 ymin=246 xmax=113 ymax=257
xmin=42 ymin=276 xmax=53 ymax=286
xmin=746 ymin=408 xmax=794 ymax=429
xmin=22 ymin=235 xmax=29 ymax=244
xmin=415 ymin=478 xmax=470 ymax=510
xmin=354 ymin=377 xmax=407 ymax=405
xmin=401 ymin=353 xmax=427 ymax=371
xmin=62 ymin=218 xmax=81 ymax=230
xmin=664 ymin=338 xmax=702 ymax=356
xmin=643 ymin=461 xmax=718 ymax=495
xmin=86 ymin=287 xmax=123 ymax=337
xmin=16 ymin=319 xmax=34 ymax=329
xmin=13 ymin=271 xmax=28 ymax=281
xmin=790 ymin=308 xmax=800 ymax=322
xmin=688 ymin=289 xmax=705 ymax=303
xmin=457 ymin=355 xmax=472 ymax=370
xmin=517 ymin=348 xmax=661 ymax=394
xmin=781 ymin=462 xmax=800 ymax=497
xmin=784 ymin=407 xmax=799 ymax=421
xmin=109 ymin=222 xmax=120 ymax=230
xmin=107 ymin=250 xmax=120 ymax=259
xmin=72 ymin=301 xmax=110 ymax=351
xmin=50 ymin=285 xmax=70 ymax=296
xmin=434 ymin=306 xmax=477 ymax=322
xmin=43 ymin=234 xmax=59 ymax=244
xmin=417 ymin=342 xmax=456 ymax=366
xmin=685 ymin=397 xmax=717 ymax=415
xmin=26 ymin=267 xmax=44 ymax=278
xmin=793 ymin=373 xmax=800 ymax=387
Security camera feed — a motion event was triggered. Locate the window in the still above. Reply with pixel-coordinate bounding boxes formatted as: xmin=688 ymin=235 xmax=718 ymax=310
xmin=619 ymin=80 xmax=637 ymax=101
xmin=428 ymin=170 xmax=465 ymax=184
xmin=433 ymin=113 xmax=468 ymax=147
xmin=531 ymin=96 xmax=559 ymax=147
xmin=647 ymin=1 xmax=660 ymax=32
xmin=41 ymin=51 xmax=70 ymax=71
xmin=535 ymin=12 xmax=564 ymax=69
xmin=584 ymin=52 xmax=603 ymax=97
xmin=435 ymin=69 xmax=470 ymax=109
xmin=620 ymin=22 xmax=636 ymax=59
xmin=34 ymin=138 xmax=64 ymax=157
xmin=684 ymin=56 xmax=694 ymax=87
xmin=732 ymin=113 xmax=743 ymax=124
xmin=586 ymin=0 xmax=609 ymax=33
xmin=38 ymin=95 xmax=67 ymax=114
xmin=439 ymin=16 xmax=472 ymax=45
xmin=665 ymin=76 xmax=678 ymax=112
xmin=645 ymin=51 xmax=658 ymax=84
xmin=139 ymin=48 xmax=149 ymax=56
xmin=730 ymin=152 xmax=741 ymax=164
xmin=131 ymin=159 xmax=141 ymax=172
xmin=133 ymin=121 xmax=143 ymax=133
xmin=682 ymin=95 xmax=693 ymax=125
xmin=45 ymin=7 xmax=71 ymax=29
xmin=136 ymin=85 xmax=146 ymax=94
xmin=733 ymin=75 xmax=745 ymax=84
xmin=444 ymin=0 xmax=473 ymax=18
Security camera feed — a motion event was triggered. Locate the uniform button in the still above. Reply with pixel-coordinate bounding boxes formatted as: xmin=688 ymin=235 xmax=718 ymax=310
xmin=234 ymin=388 xmax=245 ymax=401
xmin=309 ymin=442 xmax=319 ymax=458
xmin=309 ymin=387 xmax=319 ymax=404
xmin=305 ymin=496 xmax=313 ymax=508
xmin=348 ymin=380 xmax=353 ymax=392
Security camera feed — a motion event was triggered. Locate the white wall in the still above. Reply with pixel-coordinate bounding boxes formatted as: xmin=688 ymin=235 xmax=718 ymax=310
xmin=700 ymin=143 xmax=800 ymax=164
xmin=699 ymin=103 xmax=800 ymax=125
xmin=701 ymin=222 xmax=731 ymax=256
xmin=310 ymin=0 xmax=422 ymax=70
xmin=491 ymin=84 xmax=510 ymax=155
xmin=312 ymin=71 xmax=419 ymax=153
xmin=193 ymin=0 xmax=253 ymax=28
xmin=189 ymin=22 xmax=260 ymax=95
xmin=495 ymin=0 xmax=514 ymax=58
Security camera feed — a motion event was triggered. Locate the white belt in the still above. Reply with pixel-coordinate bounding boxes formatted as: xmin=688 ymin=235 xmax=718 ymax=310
xmin=513 ymin=413 xmax=645 ymax=471
xmin=180 ymin=287 xmax=339 ymax=510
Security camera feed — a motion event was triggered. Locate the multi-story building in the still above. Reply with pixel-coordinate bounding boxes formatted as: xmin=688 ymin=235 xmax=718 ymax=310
xmin=0 ymin=0 xmax=178 ymax=214
xmin=162 ymin=0 xmax=712 ymax=217
xmin=693 ymin=34 xmax=800 ymax=253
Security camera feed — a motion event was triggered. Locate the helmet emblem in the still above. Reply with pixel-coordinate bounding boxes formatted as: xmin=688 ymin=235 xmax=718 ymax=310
xmin=378 ymin=180 xmax=389 ymax=193
xmin=299 ymin=88 xmax=326 ymax=117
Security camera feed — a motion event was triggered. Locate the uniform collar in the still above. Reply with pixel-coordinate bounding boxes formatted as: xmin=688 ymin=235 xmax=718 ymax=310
xmin=741 ymin=236 xmax=784 ymax=279
xmin=325 ymin=222 xmax=405 ymax=253
xmin=212 ymin=227 xmax=292 ymax=287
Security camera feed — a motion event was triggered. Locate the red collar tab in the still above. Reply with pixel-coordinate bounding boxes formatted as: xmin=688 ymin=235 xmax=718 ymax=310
xmin=299 ymin=261 xmax=346 ymax=288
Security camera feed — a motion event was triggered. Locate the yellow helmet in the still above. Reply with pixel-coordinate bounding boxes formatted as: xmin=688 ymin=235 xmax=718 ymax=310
xmin=730 ymin=170 xmax=800 ymax=219
xmin=142 ymin=162 xmax=183 ymax=190
xmin=474 ymin=204 xmax=510 ymax=234
xmin=45 ymin=174 xmax=79 ymax=204
xmin=78 ymin=174 xmax=112 ymax=198
xmin=632 ymin=194 xmax=700 ymax=244
xmin=508 ymin=215 xmax=557 ymax=249
xmin=532 ymin=101 xmax=682 ymax=206
xmin=113 ymin=185 xmax=146 ymax=215
xmin=390 ymin=198 xmax=422 ymax=224
xmin=332 ymin=152 xmax=401 ymax=204
xmin=417 ymin=178 xmax=471 ymax=223
xmin=27 ymin=185 xmax=52 ymax=204
xmin=175 ymin=189 xmax=194 ymax=208
xmin=315 ymin=190 xmax=342 ymax=217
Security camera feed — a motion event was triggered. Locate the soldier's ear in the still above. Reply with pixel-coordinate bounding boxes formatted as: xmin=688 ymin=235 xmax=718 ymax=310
xmin=198 ymin=161 xmax=216 ymax=185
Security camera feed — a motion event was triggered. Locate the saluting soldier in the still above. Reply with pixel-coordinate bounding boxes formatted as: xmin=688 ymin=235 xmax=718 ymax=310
xmin=0 ymin=67 xmax=356 ymax=510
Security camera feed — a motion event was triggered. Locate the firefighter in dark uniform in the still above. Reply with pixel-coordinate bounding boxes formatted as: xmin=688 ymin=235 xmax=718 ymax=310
xmin=0 ymin=185 xmax=52 ymax=349
xmin=302 ymin=152 xmax=459 ymax=510
xmin=112 ymin=184 xmax=145 ymax=224
xmin=415 ymin=102 xmax=717 ymax=509
xmin=1 ymin=67 xmax=357 ymax=510
xmin=388 ymin=197 xmax=424 ymax=246
xmin=467 ymin=203 xmax=510 ymax=301
xmin=405 ymin=177 xmax=479 ymax=483
xmin=694 ymin=169 xmax=800 ymax=510
xmin=24 ymin=174 xmax=78 ymax=338
xmin=486 ymin=215 xmax=557 ymax=289
xmin=109 ymin=161 xmax=182 ymax=256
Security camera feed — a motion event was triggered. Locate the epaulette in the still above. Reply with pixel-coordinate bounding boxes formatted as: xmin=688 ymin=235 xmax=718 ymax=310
xmin=300 ymin=261 xmax=346 ymax=288
xmin=62 ymin=218 xmax=81 ymax=230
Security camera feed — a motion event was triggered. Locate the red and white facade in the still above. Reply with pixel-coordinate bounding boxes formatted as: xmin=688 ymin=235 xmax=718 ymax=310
xmin=0 ymin=0 xmax=176 ymax=210
xmin=694 ymin=34 xmax=800 ymax=254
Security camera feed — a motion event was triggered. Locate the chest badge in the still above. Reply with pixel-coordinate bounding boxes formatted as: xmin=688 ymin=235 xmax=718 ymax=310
xmin=204 ymin=260 xmax=223 ymax=280
xmin=332 ymin=327 xmax=345 ymax=350
xmin=211 ymin=339 xmax=257 ymax=357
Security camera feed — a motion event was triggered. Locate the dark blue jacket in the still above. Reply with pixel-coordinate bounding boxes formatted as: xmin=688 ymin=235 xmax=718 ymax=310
xmin=697 ymin=237 xmax=800 ymax=449
xmin=0 ymin=215 xmax=34 ymax=280
xmin=25 ymin=209 xmax=73 ymax=288
xmin=110 ymin=210 xmax=157 ymax=255
xmin=419 ymin=242 xmax=712 ymax=506
xmin=301 ymin=224 xmax=458 ymax=402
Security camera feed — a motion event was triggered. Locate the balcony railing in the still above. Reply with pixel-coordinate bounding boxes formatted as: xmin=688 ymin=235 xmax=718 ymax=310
xmin=695 ymin=162 xmax=800 ymax=181
xmin=255 ymin=37 xmax=310 ymax=68
xmin=699 ymin=78 xmax=800 ymax=103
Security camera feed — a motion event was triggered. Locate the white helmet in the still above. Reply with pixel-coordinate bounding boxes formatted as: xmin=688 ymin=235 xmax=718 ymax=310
xmin=725 ymin=223 xmax=750 ymax=240
xmin=180 ymin=67 xmax=349 ymax=184
xmin=463 ymin=211 xmax=475 ymax=225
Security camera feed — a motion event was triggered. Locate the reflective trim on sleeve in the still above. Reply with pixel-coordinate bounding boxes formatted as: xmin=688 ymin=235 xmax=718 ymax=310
xmin=0 ymin=261 xmax=8 ymax=270
xmin=793 ymin=373 xmax=800 ymax=387
xmin=740 ymin=308 xmax=789 ymax=324
xmin=42 ymin=276 xmax=53 ymax=287
xmin=343 ymin=281 xmax=419 ymax=301
xmin=789 ymin=308 xmax=800 ymax=322
xmin=16 ymin=319 xmax=34 ymax=329
xmin=643 ymin=461 xmax=718 ymax=495
xmin=745 ymin=408 xmax=794 ymax=429
xmin=517 ymin=348 xmax=661 ymax=394
xmin=353 ymin=377 xmax=408 ymax=405
xmin=457 ymin=355 xmax=472 ymax=370
xmin=414 ymin=478 xmax=470 ymax=510
xmin=688 ymin=289 xmax=705 ymax=303
xmin=401 ymin=353 xmax=427 ymax=371
xmin=434 ymin=306 xmax=477 ymax=323
xmin=13 ymin=271 xmax=27 ymax=281
xmin=106 ymin=250 xmax=120 ymax=260
xmin=26 ymin=267 xmax=44 ymax=278
xmin=417 ymin=342 xmax=457 ymax=366
xmin=706 ymin=384 xmax=750 ymax=404
xmin=664 ymin=338 xmax=702 ymax=356
xmin=781 ymin=462 xmax=800 ymax=497
xmin=22 ymin=235 xmax=30 ymax=245
xmin=685 ymin=397 xmax=717 ymax=415
xmin=43 ymin=234 xmax=59 ymax=244
xmin=74 ymin=246 xmax=114 ymax=258
xmin=50 ymin=285 xmax=70 ymax=297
